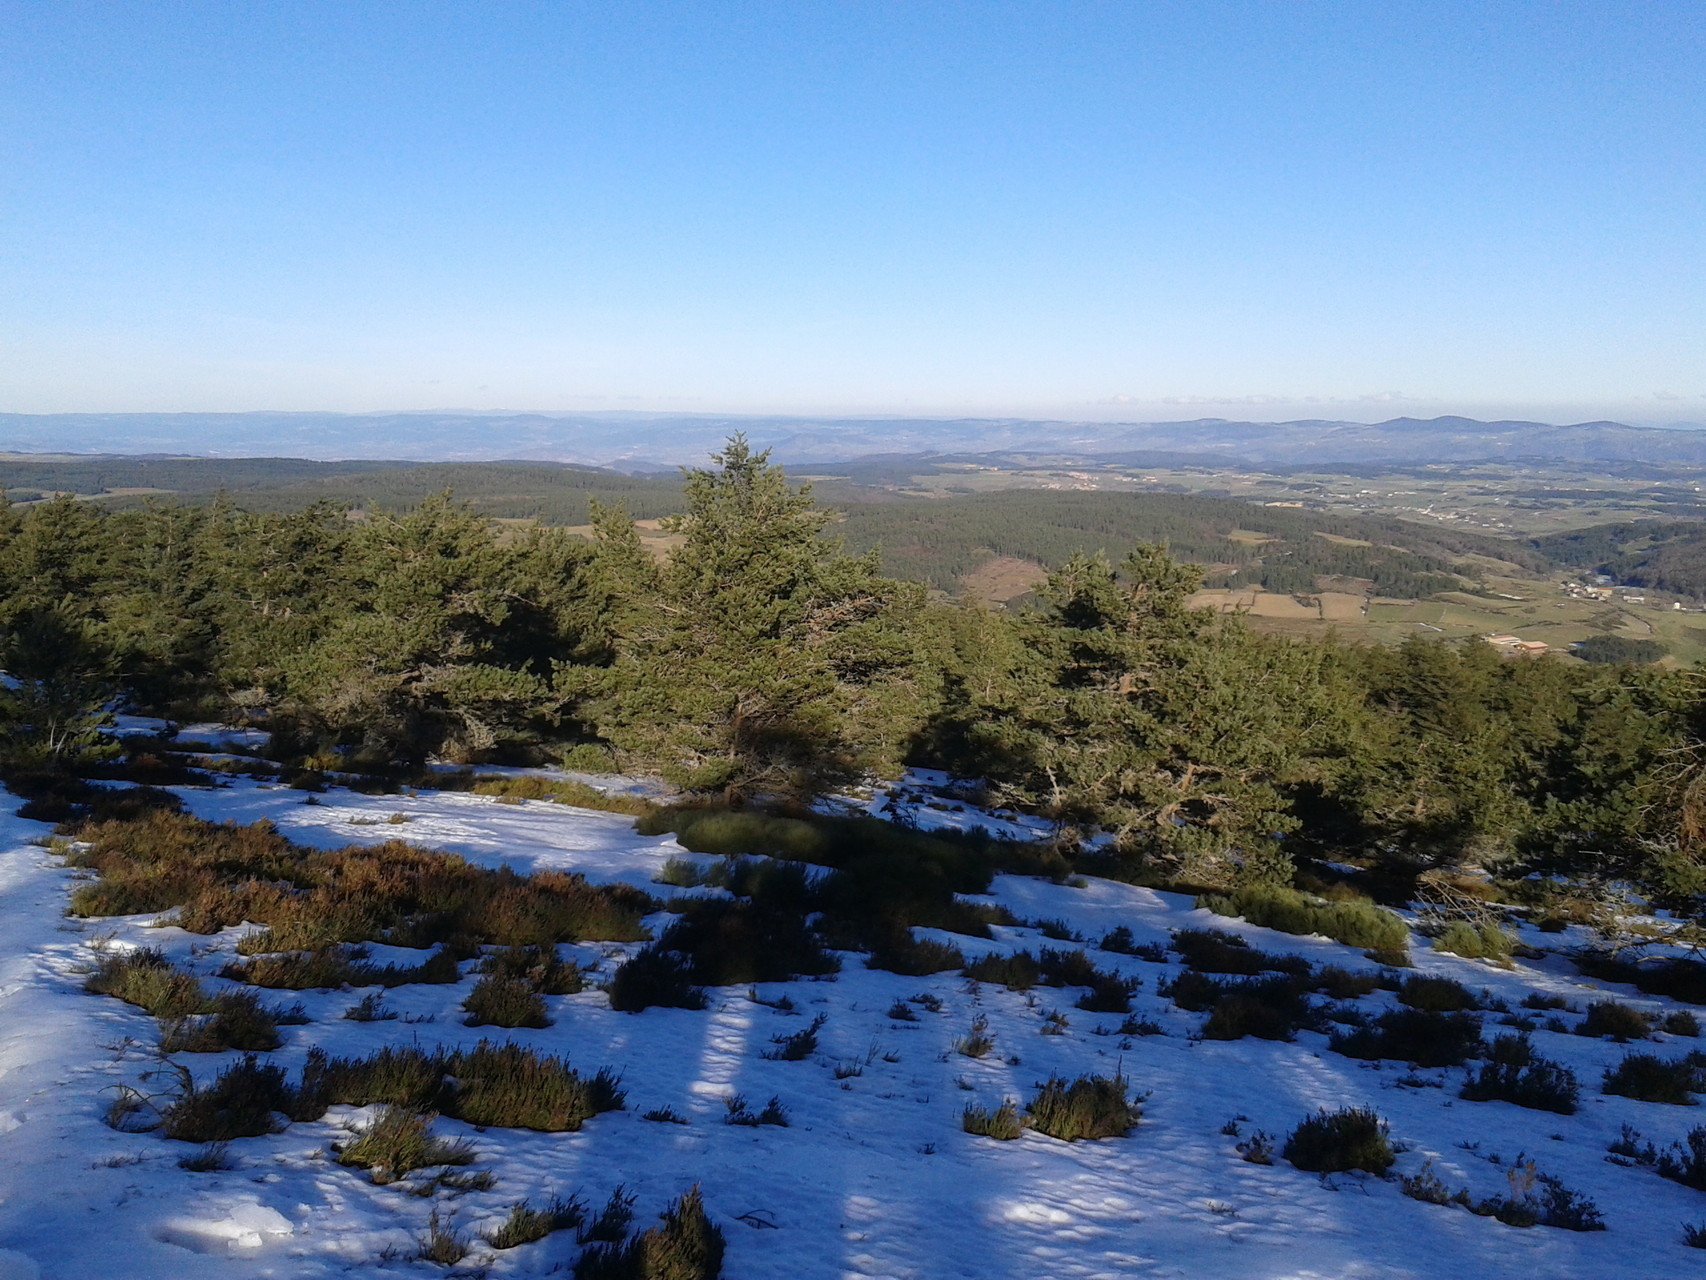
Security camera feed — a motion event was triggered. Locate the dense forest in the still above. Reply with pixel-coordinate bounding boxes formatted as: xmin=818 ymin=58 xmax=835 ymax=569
xmin=3 ymin=438 xmax=1705 ymax=927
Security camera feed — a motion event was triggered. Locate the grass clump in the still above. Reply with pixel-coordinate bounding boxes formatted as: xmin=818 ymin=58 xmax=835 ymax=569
xmin=463 ymin=974 xmax=551 ymax=1029
xmin=1578 ymin=999 xmax=1652 ymax=1042
xmin=1282 ymin=1107 xmax=1393 ymax=1174
xmin=962 ymin=1099 xmax=1022 ymax=1140
xmin=573 ymin=1186 xmax=725 ymax=1280
xmin=1026 ymin=1072 xmax=1137 ymax=1141
xmin=953 ymin=1014 xmax=994 ymax=1059
xmin=486 ymin=1195 xmax=587 ymax=1249
xmin=85 ymin=948 xmax=208 ymax=1019
xmin=723 ymin=1094 xmax=788 ymax=1127
xmin=1197 ymin=884 xmax=1409 ymax=959
xmin=1602 ymin=1052 xmax=1704 ymax=1105
xmin=415 ymin=1208 xmax=470 ymax=1265
xmin=762 ymin=1014 xmax=826 ymax=1062
xmin=161 ymin=1055 xmax=295 ymax=1143
xmin=1330 ymin=1008 xmax=1482 ymax=1067
xmin=334 ymin=1106 xmax=475 ymax=1184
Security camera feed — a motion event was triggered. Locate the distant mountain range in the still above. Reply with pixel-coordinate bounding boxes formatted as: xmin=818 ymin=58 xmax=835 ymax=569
xmin=4 ymin=410 xmax=1706 ymax=470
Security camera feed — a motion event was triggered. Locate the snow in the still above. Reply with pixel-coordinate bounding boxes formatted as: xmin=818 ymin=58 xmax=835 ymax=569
xmin=1 ymin=759 xmax=1704 ymax=1276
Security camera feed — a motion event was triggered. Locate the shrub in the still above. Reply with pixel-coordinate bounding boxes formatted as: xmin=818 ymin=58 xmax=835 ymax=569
xmin=1282 ymin=1107 xmax=1393 ymax=1174
xmin=962 ymin=1100 xmax=1022 ymax=1140
xmin=1461 ymin=1052 xmax=1581 ymax=1114
xmin=486 ymin=1195 xmax=586 ymax=1249
xmin=334 ymin=1106 xmax=475 ymax=1184
xmin=160 ymin=990 xmax=284 ymax=1054
xmin=1027 ymin=1072 xmax=1137 ymax=1141
xmin=84 ymin=948 xmax=207 ymax=1019
xmin=954 ymin=1015 xmax=995 ymax=1059
xmin=1521 ymin=992 xmax=1570 ymax=1011
xmin=1665 ymin=1010 xmax=1701 ymax=1037
xmin=1602 ymin=1052 xmax=1703 ymax=1105
xmin=634 ymin=1186 xmax=725 ymax=1280
xmin=582 ymin=1187 xmax=638 ymax=1244
xmin=865 ymin=933 xmax=965 ymax=976
xmin=654 ymin=856 xmax=711 ymax=888
xmin=963 ymin=951 xmax=1040 ymax=991
xmin=724 ymin=1094 xmax=788 ymax=1127
xmin=1167 ymin=971 xmax=1316 ymax=1041
xmin=653 ymin=898 xmax=838 ymax=986
xmin=1685 ymin=1223 xmax=1706 ymax=1249
xmin=1030 ymin=917 xmax=1081 ymax=942
xmin=1099 ymin=926 xmax=1137 ymax=954
xmin=763 ymin=1014 xmax=826 ymax=1062
xmin=225 ymin=944 xmax=462 ymax=990
xmin=1076 ymin=973 xmax=1138 ymax=1014
xmin=1398 ymin=975 xmax=1479 ymax=1013
xmin=1471 ymin=1161 xmax=1605 ymax=1232
xmin=1431 ymin=921 xmax=1514 ymax=963
xmin=1578 ymin=999 xmax=1652 ymax=1042
xmin=1172 ymin=929 xmax=1308 ymax=977
xmin=1202 ymin=992 xmax=1304 ymax=1041
xmin=607 ymin=950 xmax=708 ymax=1013
xmin=464 ymin=974 xmax=552 ymax=1029
xmin=1198 ymin=885 xmax=1409 ymax=957
xmin=161 ymin=1055 xmax=294 ymax=1143
xmin=1330 ymin=1008 xmax=1482 ymax=1067
xmin=1657 ymin=1126 xmax=1706 ymax=1191
xmin=1314 ymin=966 xmax=1379 ymax=1000
xmin=480 ymin=942 xmax=585 ymax=995
xmin=343 ymin=993 xmax=397 ymax=1021
xmin=1573 ymin=953 xmax=1706 ymax=1004
xmin=886 ymin=999 xmax=917 ymax=1021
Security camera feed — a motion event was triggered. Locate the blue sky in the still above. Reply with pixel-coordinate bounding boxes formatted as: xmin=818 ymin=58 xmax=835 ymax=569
xmin=3 ymin=1 xmax=1702 ymax=423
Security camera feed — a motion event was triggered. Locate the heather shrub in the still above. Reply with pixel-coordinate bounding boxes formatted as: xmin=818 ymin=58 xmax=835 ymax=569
xmin=1573 ymin=954 xmax=1706 ymax=1004
xmin=1027 ymin=1072 xmax=1137 ymax=1141
xmin=1314 ymin=966 xmax=1380 ymax=1000
xmin=1431 ymin=921 xmax=1514 ymax=963
xmin=723 ymin=1094 xmax=788 ymax=1127
xmin=1460 ymin=1045 xmax=1581 ymax=1115
xmin=607 ymin=950 xmax=708 ymax=1013
xmin=1099 ymin=926 xmax=1138 ymax=954
xmin=480 ymin=942 xmax=585 ymax=994
xmin=463 ymin=974 xmax=551 ymax=1029
xmin=1075 ymin=972 xmax=1138 ymax=1014
xmin=1602 ymin=1052 xmax=1704 ymax=1105
xmin=953 ymin=1015 xmax=995 ymax=1059
xmin=962 ymin=1099 xmax=1023 ymax=1139
xmin=224 ymin=944 xmax=462 ymax=990
xmin=1167 ymin=971 xmax=1316 ymax=1041
xmin=1398 ymin=975 xmax=1479 ymax=1013
xmin=160 ymin=990 xmax=284 ymax=1053
xmin=1330 ymin=1008 xmax=1482 ymax=1067
xmin=334 ymin=1106 xmax=475 ymax=1184
xmin=1172 ymin=928 xmax=1308 ymax=977
xmin=1036 ymin=947 xmax=1106 ymax=988
xmin=1655 ymin=1126 xmax=1706 ymax=1190
xmin=1665 ymin=1010 xmax=1701 ymax=1037
xmin=84 ymin=948 xmax=207 ymax=1019
xmin=963 ymin=951 xmax=1040 ymax=991
xmin=161 ymin=1055 xmax=295 ymax=1142
xmin=1198 ymin=885 xmax=1409 ymax=957
xmin=1282 ymin=1107 xmax=1393 ymax=1174
xmin=651 ymin=899 xmax=838 ymax=986
xmin=416 ymin=1209 xmax=470 ymax=1266
xmin=635 ymin=1186 xmax=725 ymax=1280
xmin=763 ymin=1014 xmax=826 ymax=1062
xmin=1578 ymin=999 xmax=1652 ymax=1042
xmin=865 ymin=932 xmax=965 ymax=976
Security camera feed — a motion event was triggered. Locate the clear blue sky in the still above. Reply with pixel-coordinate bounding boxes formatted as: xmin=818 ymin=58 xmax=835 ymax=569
xmin=3 ymin=1 xmax=1702 ymax=423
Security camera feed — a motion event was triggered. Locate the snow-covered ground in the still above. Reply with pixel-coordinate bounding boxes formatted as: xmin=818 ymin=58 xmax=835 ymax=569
xmin=1 ymin=753 xmax=1704 ymax=1278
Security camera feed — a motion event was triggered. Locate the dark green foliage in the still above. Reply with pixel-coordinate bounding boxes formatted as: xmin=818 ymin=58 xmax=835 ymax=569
xmin=1282 ymin=1107 xmax=1393 ymax=1174
xmin=607 ymin=950 xmax=708 ymax=1013
xmin=1656 ymin=1126 xmax=1706 ymax=1190
xmin=463 ymin=974 xmax=551 ymax=1029
xmin=1098 ymin=926 xmax=1140 ymax=954
xmin=1578 ymin=999 xmax=1651 ymax=1042
xmin=865 ymin=933 xmax=965 ymax=976
xmin=333 ymin=1106 xmax=475 ymax=1184
xmin=723 ymin=1094 xmax=788 ymax=1127
xmin=1314 ymin=966 xmax=1380 ymax=999
xmin=650 ymin=898 xmax=838 ymax=987
xmin=225 ymin=945 xmax=461 ymax=990
xmin=1602 ymin=1052 xmax=1704 ymax=1104
xmin=1165 ymin=970 xmax=1316 ymax=1041
xmin=1330 ymin=1008 xmax=1483 ymax=1067
xmin=1665 ymin=1010 xmax=1701 ymax=1036
xmin=1571 ymin=635 xmax=1668 ymax=665
xmin=1430 ymin=921 xmax=1514 ymax=962
xmin=886 ymin=999 xmax=917 ymax=1021
xmin=1026 ymin=1072 xmax=1137 ymax=1141
xmin=479 ymin=942 xmax=585 ymax=995
xmin=1398 ymin=975 xmax=1479 ymax=1012
xmin=487 ymin=1195 xmax=587 ymax=1249
xmin=962 ymin=1099 xmax=1022 ymax=1140
xmin=1573 ymin=955 xmax=1706 ymax=1005
xmin=571 ymin=1186 xmax=724 ymax=1280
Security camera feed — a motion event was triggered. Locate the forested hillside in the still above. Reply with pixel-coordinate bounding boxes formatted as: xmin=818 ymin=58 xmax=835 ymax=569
xmin=838 ymin=489 xmax=1544 ymax=597
xmin=1535 ymin=519 xmax=1706 ymax=599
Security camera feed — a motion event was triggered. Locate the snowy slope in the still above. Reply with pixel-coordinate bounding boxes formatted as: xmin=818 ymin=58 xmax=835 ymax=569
xmin=2 ymin=762 xmax=1704 ymax=1279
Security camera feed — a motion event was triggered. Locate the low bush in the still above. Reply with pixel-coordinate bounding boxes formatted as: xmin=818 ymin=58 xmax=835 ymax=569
xmin=1282 ymin=1107 xmax=1393 ymax=1175
xmin=1172 ymin=929 xmax=1309 ymax=977
xmin=333 ymin=1106 xmax=475 ymax=1184
xmin=1573 ymin=953 xmax=1706 ymax=1004
xmin=1431 ymin=921 xmax=1514 ymax=963
xmin=953 ymin=1015 xmax=995 ymax=1059
xmin=159 ymin=990 xmax=285 ymax=1054
xmin=1197 ymin=885 xmax=1409 ymax=958
xmin=607 ymin=950 xmax=708 ymax=1013
xmin=1314 ymin=966 xmax=1380 ymax=1000
xmin=572 ymin=1186 xmax=724 ymax=1280
xmin=650 ymin=899 xmax=838 ymax=987
xmin=1075 ymin=972 xmax=1138 ymax=1014
xmin=1398 ymin=975 xmax=1479 ymax=1013
xmin=224 ymin=944 xmax=462 ymax=990
xmin=962 ymin=1099 xmax=1022 ymax=1140
xmin=480 ymin=942 xmax=584 ymax=995
xmin=763 ymin=1014 xmax=826 ymax=1062
xmin=1099 ymin=926 xmax=1138 ymax=954
xmin=1165 ymin=971 xmax=1316 ymax=1041
xmin=464 ymin=772 xmax=652 ymax=816
xmin=724 ymin=1094 xmax=788 ymax=1127
xmin=1026 ymin=1072 xmax=1137 ymax=1141
xmin=84 ymin=948 xmax=207 ymax=1019
xmin=1578 ymin=999 xmax=1651 ymax=1042
xmin=463 ymin=974 xmax=551 ymax=1029
xmin=162 ymin=1055 xmax=295 ymax=1143
xmin=1330 ymin=1008 xmax=1483 ymax=1067
xmin=1657 ymin=1126 xmax=1706 ymax=1190
xmin=963 ymin=951 xmax=1040 ymax=991
xmin=1664 ymin=1010 xmax=1701 ymax=1037
xmin=1521 ymin=992 xmax=1571 ymax=1011
xmin=487 ymin=1195 xmax=587 ymax=1249
xmin=1461 ymin=1047 xmax=1581 ymax=1115
xmin=1602 ymin=1052 xmax=1704 ymax=1105
xmin=865 ymin=932 xmax=965 ymax=977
